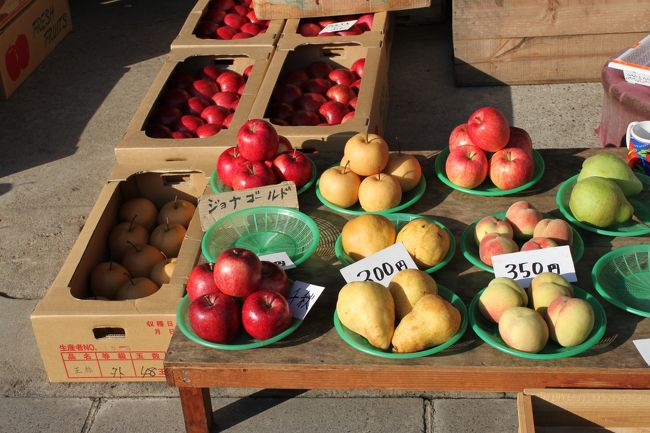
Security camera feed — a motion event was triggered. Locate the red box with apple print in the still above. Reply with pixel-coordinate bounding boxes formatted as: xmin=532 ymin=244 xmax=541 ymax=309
xmin=0 ymin=0 xmax=71 ymax=99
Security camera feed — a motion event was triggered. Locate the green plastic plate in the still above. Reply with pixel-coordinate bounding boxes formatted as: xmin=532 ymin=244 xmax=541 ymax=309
xmin=210 ymin=157 xmax=317 ymax=195
xmin=592 ymin=244 xmax=650 ymax=317
xmin=315 ymin=174 xmax=426 ymax=216
xmin=469 ymin=285 xmax=607 ymax=360
xmin=333 ymin=285 xmax=467 ymax=359
xmin=176 ymin=295 xmax=303 ymax=350
xmin=334 ymin=213 xmax=456 ymax=273
xmin=434 ymin=148 xmax=545 ymax=196
xmin=556 ymin=173 xmax=650 ymax=237
xmin=460 ymin=211 xmax=584 ymax=273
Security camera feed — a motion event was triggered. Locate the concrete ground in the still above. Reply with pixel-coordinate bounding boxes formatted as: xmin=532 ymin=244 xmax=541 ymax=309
xmin=0 ymin=0 xmax=604 ymax=432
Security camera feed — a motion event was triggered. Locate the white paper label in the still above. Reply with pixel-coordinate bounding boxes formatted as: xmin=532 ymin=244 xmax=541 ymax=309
xmin=286 ymin=281 xmax=324 ymax=320
xmin=339 ymin=242 xmax=418 ymax=287
xmin=258 ymin=252 xmax=296 ymax=270
xmin=492 ymin=245 xmax=576 ymax=288
xmin=319 ymin=20 xmax=357 ymax=34
xmin=633 ymin=339 xmax=650 ymax=367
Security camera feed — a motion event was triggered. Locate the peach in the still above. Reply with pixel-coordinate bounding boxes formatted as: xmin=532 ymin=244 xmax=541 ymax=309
xmin=505 ymin=200 xmax=543 ymax=240
xmin=520 ymin=237 xmax=558 ymax=251
xmin=478 ymin=233 xmax=519 ymax=267
xmin=528 ymin=272 xmax=574 ymax=314
xmin=498 ymin=307 xmax=549 ymax=353
xmin=545 ymin=295 xmax=595 ymax=347
xmin=478 ymin=277 xmax=528 ymax=323
xmin=474 ymin=215 xmax=514 ymax=244
xmin=533 ymin=218 xmax=573 ymax=246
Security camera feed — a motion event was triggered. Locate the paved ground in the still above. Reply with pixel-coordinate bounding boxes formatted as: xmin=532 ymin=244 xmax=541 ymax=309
xmin=0 ymin=1 xmax=605 ymax=432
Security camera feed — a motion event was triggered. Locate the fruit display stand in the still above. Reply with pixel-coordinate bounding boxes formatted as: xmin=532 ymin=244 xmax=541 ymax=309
xmin=164 ymin=147 xmax=650 ymax=433
xmin=31 ymin=162 xmax=212 ymax=382
xmin=115 ymin=46 xmax=273 ymax=165
xmin=278 ymin=12 xmax=389 ymax=50
xmin=248 ymin=42 xmax=390 ymax=152
xmin=170 ymin=0 xmax=285 ymax=53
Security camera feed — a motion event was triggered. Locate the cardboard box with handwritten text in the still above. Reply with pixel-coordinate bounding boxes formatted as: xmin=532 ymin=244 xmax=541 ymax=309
xmin=31 ymin=162 xmax=212 ymax=382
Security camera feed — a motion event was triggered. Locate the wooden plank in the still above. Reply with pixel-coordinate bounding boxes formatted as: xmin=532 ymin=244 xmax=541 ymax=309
xmin=517 ymin=394 xmax=535 ymax=433
xmin=453 ymin=32 xmax=647 ymax=85
xmin=452 ymin=0 xmax=650 ymax=40
xmin=179 ymin=387 xmax=213 ymax=433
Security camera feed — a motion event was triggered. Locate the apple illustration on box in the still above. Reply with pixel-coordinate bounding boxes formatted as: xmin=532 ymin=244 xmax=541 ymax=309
xmin=4 ymin=34 xmax=29 ymax=81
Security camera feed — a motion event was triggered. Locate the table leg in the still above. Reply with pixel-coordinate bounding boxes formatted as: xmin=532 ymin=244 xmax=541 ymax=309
xmin=179 ymin=387 xmax=213 ymax=433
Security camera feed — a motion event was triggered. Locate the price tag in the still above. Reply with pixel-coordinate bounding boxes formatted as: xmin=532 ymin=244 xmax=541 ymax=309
xmin=492 ymin=245 xmax=576 ymax=288
xmin=633 ymin=339 xmax=650 ymax=366
xmin=198 ymin=181 xmax=299 ymax=231
xmin=319 ymin=20 xmax=357 ymax=34
xmin=339 ymin=242 xmax=418 ymax=287
xmin=259 ymin=252 xmax=296 ymax=270
xmin=286 ymin=280 xmax=324 ymax=320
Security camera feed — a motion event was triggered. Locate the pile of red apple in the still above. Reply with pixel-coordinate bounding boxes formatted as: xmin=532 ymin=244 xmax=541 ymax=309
xmin=266 ymin=58 xmax=365 ymax=126
xmin=186 ymin=248 xmax=293 ymax=343
xmin=88 ymin=197 xmax=197 ymax=300
xmin=146 ymin=62 xmax=253 ymax=139
xmin=475 ymin=200 xmax=575 ymax=267
xmin=297 ymin=13 xmax=374 ymax=37
xmin=445 ymin=107 xmax=536 ymax=190
xmin=217 ymin=119 xmax=314 ymax=190
xmin=194 ymin=0 xmax=270 ymax=40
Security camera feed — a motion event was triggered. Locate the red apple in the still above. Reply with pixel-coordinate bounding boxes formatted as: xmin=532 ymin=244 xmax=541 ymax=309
xmin=298 ymin=22 xmax=322 ymax=36
xmin=302 ymin=78 xmax=332 ymax=95
xmin=449 ymin=123 xmax=474 ymax=151
xmin=213 ymin=248 xmax=262 ymax=298
xmin=258 ymin=261 xmax=289 ymax=296
xmin=186 ymin=263 xmax=219 ymax=302
xmin=204 ymin=9 xmax=226 ymax=24
xmin=290 ymin=110 xmax=320 ymax=126
xmin=160 ymin=88 xmax=190 ymax=108
xmin=445 ymin=144 xmax=489 ymax=189
xmin=224 ymin=13 xmax=248 ymax=30
xmin=171 ymin=131 xmax=193 ymax=139
xmin=326 ymin=84 xmax=355 ymax=105
xmin=276 ymin=135 xmax=293 ymax=154
xmin=186 ymin=96 xmax=211 ymax=116
xmin=196 ymin=123 xmax=221 ymax=137
xmin=216 ymin=25 xmax=238 ymax=40
xmin=350 ymin=79 xmax=361 ymax=94
xmin=232 ymin=32 xmax=252 ymax=39
xmin=506 ymin=126 xmax=533 ymax=155
xmin=223 ymin=113 xmax=234 ymax=128
xmin=272 ymin=83 xmax=303 ymax=105
xmin=356 ymin=13 xmax=374 ymax=31
xmin=466 ymin=107 xmax=510 ymax=153
xmin=147 ymin=124 xmax=171 ymax=138
xmin=241 ymin=22 xmax=263 ymax=36
xmin=170 ymin=72 xmax=195 ymax=90
xmin=201 ymin=105 xmax=230 ymax=126
xmin=242 ymin=64 xmax=253 ymax=78
xmin=341 ymin=111 xmax=355 ymax=123
xmin=350 ymin=58 xmax=365 ymax=78
xmin=241 ymin=290 xmax=292 ymax=340
xmin=297 ymin=92 xmax=327 ymax=112
xmin=233 ymin=5 xmax=249 ymax=16
xmin=272 ymin=150 xmax=313 ymax=188
xmin=282 ymin=70 xmax=310 ymax=87
xmin=201 ymin=65 xmax=222 ymax=81
xmin=348 ymin=97 xmax=357 ymax=110
xmin=489 ymin=147 xmax=535 ymax=190
xmin=212 ymin=0 xmax=235 ymax=12
xmin=196 ymin=20 xmax=218 ymax=37
xmin=246 ymin=10 xmax=261 ymax=24
xmin=211 ymin=92 xmax=240 ymax=110
xmin=189 ymin=292 xmax=241 ymax=343
xmin=337 ymin=25 xmax=363 ymax=36
xmin=231 ymin=161 xmax=277 ymax=190
xmin=307 ymin=61 xmax=334 ymax=78
xmin=152 ymin=106 xmax=181 ymax=126
xmin=217 ymin=146 xmax=246 ymax=187
xmin=190 ymin=79 xmax=219 ymax=99
xmin=177 ymin=115 xmax=204 ymax=133
xmin=216 ymin=71 xmax=245 ymax=93
xmin=237 ymin=119 xmax=279 ymax=161
xmin=268 ymin=102 xmax=294 ymax=122
xmin=328 ymin=69 xmax=356 ymax=86
xmin=319 ymin=101 xmax=348 ymax=125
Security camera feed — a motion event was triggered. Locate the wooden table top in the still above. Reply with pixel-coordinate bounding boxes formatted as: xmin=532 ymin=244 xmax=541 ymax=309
xmin=164 ymin=147 xmax=650 ymax=392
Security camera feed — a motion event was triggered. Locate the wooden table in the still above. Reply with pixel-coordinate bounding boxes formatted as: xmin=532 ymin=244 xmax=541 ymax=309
xmin=164 ymin=148 xmax=650 ymax=433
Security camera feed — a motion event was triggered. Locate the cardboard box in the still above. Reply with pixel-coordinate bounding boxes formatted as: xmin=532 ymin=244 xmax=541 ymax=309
xmin=170 ymin=0 xmax=285 ymax=53
xmin=452 ymin=0 xmax=650 ymax=85
xmin=115 ymin=46 xmax=273 ymax=165
xmin=278 ymin=11 xmax=389 ymax=49
xmin=252 ymin=0 xmax=430 ymax=20
xmin=31 ymin=163 xmax=212 ymax=382
xmin=0 ymin=0 xmax=32 ymax=28
xmin=248 ymin=42 xmax=390 ymax=152
xmin=517 ymin=389 xmax=650 ymax=433
xmin=0 ymin=0 xmax=71 ymax=98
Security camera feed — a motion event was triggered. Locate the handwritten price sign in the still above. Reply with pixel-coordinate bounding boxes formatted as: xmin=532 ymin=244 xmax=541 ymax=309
xmin=319 ymin=19 xmax=357 ymax=34
xmin=339 ymin=243 xmax=418 ymax=287
xmin=286 ymin=281 xmax=324 ymax=320
xmin=492 ymin=245 xmax=576 ymax=288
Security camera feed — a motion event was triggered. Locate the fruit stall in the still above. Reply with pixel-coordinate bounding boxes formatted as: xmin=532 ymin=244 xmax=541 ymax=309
xmin=28 ymin=0 xmax=650 ymax=432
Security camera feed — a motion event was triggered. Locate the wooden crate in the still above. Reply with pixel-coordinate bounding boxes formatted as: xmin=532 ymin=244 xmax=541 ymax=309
xmin=452 ymin=0 xmax=650 ymax=85
xmin=518 ymin=389 xmax=650 ymax=432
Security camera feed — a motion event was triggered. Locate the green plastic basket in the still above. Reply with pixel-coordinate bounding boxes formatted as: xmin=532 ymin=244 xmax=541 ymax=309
xmin=334 ymin=213 xmax=456 ymax=273
xmin=176 ymin=294 xmax=303 ymax=350
xmin=201 ymin=206 xmax=320 ymax=266
xmin=469 ymin=285 xmax=607 ymax=360
xmin=556 ymin=173 xmax=650 ymax=237
xmin=592 ymin=244 xmax=650 ymax=317
xmin=434 ymin=148 xmax=545 ymax=196
xmin=333 ymin=285 xmax=468 ymax=359
xmin=460 ymin=211 xmax=584 ymax=273
xmin=210 ymin=157 xmax=318 ymax=195
xmin=315 ymin=174 xmax=426 ymax=216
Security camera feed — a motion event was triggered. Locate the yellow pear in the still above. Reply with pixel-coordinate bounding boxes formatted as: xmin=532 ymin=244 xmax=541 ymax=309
xmin=336 ymin=281 xmax=395 ymax=350
xmin=391 ymin=294 xmax=461 ymax=353
xmin=388 ymin=269 xmax=438 ymax=320
xmin=396 ymin=219 xmax=450 ymax=267
xmin=341 ymin=214 xmax=396 ymax=260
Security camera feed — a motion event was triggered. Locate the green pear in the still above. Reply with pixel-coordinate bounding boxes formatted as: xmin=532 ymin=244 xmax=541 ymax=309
xmin=569 ymin=177 xmax=634 ymax=228
xmin=577 ymin=153 xmax=643 ymax=196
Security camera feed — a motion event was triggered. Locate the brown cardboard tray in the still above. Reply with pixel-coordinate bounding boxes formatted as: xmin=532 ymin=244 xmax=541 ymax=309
xmin=251 ymin=0 xmax=430 ymax=20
